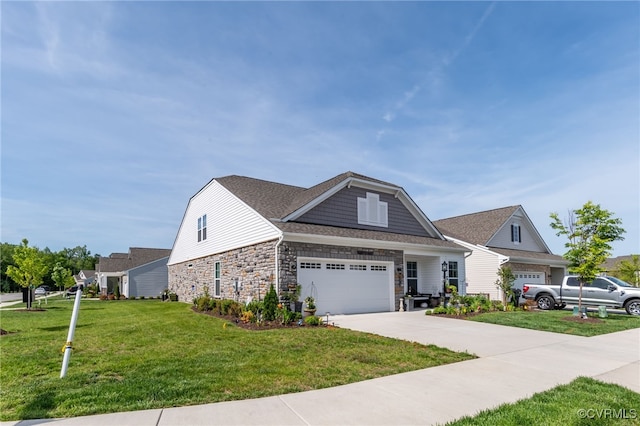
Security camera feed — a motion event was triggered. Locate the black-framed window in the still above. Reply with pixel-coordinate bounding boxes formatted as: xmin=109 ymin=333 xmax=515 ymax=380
xmin=511 ymin=224 xmax=521 ymax=243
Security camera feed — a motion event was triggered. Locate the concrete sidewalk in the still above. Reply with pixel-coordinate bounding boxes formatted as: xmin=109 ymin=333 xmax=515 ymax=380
xmin=3 ymin=310 xmax=639 ymax=426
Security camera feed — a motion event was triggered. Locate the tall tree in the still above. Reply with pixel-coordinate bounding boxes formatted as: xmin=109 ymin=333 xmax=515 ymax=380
xmin=550 ymin=201 xmax=625 ymax=314
xmin=1 ymin=242 xmax=18 ymax=292
xmin=61 ymin=245 xmax=97 ymax=274
xmin=5 ymin=239 xmax=48 ymax=309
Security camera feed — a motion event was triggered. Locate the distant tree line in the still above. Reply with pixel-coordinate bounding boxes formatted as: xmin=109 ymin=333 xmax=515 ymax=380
xmin=1 ymin=239 xmax=99 ymax=292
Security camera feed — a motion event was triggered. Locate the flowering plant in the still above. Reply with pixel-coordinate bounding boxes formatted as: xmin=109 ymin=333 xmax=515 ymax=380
xmin=304 ymin=296 xmax=316 ymax=310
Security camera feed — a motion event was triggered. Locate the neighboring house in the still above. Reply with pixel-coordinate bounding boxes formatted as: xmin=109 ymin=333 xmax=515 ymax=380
xmin=433 ymin=206 xmax=568 ymax=301
xmin=74 ymin=270 xmax=96 ymax=287
xmin=95 ymin=248 xmax=172 ymax=298
xmin=168 ymin=172 xmax=467 ymax=315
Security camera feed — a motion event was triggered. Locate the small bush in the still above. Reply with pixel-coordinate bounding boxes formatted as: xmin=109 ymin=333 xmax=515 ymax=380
xmin=246 ymin=300 xmax=263 ymax=315
xmin=221 ymin=300 xmax=243 ymax=317
xmin=304 ymin=315 xmax=322 ymax=326
xmin=195 ymin=294 xmax=213 ymax=312
xmin=241 ymin=310 xmax=256 ymax=324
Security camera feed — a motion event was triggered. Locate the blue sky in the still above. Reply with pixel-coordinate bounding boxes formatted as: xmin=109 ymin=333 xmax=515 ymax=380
xmin=2 ymin=1 xmax=638 ymax=258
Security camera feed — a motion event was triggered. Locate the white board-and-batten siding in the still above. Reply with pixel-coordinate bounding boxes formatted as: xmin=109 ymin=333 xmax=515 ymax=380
xmin=168 ymin=180 xmax=281 ymax=266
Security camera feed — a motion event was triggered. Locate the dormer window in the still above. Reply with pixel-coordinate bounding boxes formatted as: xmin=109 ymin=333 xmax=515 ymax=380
xmin=357 ymin=192 xmax=388 ymax=228
xmin=511 ymin=223 xmax=521 ymax=244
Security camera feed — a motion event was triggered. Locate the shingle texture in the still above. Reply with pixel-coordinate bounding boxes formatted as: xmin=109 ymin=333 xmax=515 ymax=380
xmin=97 ymin=247 xmax=171 ymax=273
xmin=215 ymin=172 xmax=462 ymax=250
xmin=433 ymin=206 xmax=520 ymax=245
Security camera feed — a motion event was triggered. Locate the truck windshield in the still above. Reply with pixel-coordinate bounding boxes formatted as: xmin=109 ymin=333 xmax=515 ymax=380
xmin=607 ymin=276 xmax=632 ymax=287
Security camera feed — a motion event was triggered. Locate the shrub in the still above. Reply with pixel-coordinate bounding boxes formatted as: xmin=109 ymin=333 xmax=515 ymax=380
xmin=99 ymin=294 xmax=108 ymax=301
xmin=263 ymin=283 xmax=278 ymax=321
xmin=304 ymin=315 xmax=322 ymax=326
xmin=194 ymin=294 xmax=213 ymax=312
xmin=241 ymin=310 xmax=256 ymax=324
xmin=246 ymin=300 xmax=263 ymax=315
xmin=221 ymin=300 xmax=243 ymax=317
xmin=431 ymin=306 xmax=447 ymax=315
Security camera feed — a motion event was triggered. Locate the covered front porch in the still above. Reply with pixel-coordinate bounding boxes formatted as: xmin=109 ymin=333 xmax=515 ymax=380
xmin=402 ymin=254 xmax=465 ymax=310
xmin=97 ymin=272 xmax=124 ymax=296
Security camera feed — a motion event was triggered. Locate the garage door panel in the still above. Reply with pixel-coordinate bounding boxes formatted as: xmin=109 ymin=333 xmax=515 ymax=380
xmin=298 ymin=259 xmax=392 ymax=315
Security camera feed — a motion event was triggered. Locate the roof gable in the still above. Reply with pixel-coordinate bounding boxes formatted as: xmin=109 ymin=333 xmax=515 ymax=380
xmin=434 ymin=205 xmax=552 ymax=254
xmin=97 ymin=247 xmax=171 ymax=273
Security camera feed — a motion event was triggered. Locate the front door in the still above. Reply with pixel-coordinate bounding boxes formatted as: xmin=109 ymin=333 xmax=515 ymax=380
xmin=407 ymin=261 xmax=418 ymax=295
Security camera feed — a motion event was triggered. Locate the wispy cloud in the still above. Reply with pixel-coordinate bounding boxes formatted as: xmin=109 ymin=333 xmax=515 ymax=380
xmin=379 ymin=2 xmax=496 ymax=132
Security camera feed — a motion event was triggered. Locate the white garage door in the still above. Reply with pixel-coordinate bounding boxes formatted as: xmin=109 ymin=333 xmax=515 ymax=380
xmin=297 ymin=258 xmax=394 ymax=315
xmin=514 ymin=271 xmax=545 ymax=298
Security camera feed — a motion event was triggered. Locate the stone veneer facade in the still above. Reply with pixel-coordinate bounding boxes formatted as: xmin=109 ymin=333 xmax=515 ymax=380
xmin=169 ymin=239 xmax=406 ymax=310
xmin=168 ymin=239 xmax=280 ymax=304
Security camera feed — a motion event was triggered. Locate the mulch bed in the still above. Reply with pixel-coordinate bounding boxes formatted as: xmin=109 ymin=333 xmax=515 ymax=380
xmin=191 ymin=306 xmax=312 ymax=330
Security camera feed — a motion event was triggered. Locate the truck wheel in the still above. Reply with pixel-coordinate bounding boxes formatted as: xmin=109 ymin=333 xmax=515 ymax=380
xmin=624 ymin=299 xmax=640 ymax=316
xmin=536 ymin=295 xmax=554 ymax=310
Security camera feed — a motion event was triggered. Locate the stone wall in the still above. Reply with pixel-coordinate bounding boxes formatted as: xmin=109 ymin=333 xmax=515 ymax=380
xmin=168 ymin=239 xmax=279 ymax=303
xmin=169 ymin=239 xmax=406 ymax=310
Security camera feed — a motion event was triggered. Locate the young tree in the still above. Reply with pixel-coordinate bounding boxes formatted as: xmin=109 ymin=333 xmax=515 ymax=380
xmin=613 ymin=255 xmax=640 ymax=287
xmin=51 ymin=262 xmax=75 ymax=292
xmin=5 ymin=239 xmax=48 ymax=309
xmin=495 ymin=265 xmax=516 ymax=306
xmin=550 ymin=201 xmax=625 ymax=314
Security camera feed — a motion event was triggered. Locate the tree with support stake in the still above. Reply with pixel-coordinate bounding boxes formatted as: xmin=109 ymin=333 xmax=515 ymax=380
xmin=5 ymin=239 xmax=47 ymax=310
xmin=550 ymin=201 xmax=625 ymax=318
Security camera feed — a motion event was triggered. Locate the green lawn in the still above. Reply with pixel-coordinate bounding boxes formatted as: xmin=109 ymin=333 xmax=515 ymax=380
xmin=0 ymin=299 xmax=473 ymax=421
xmin=466 ymin=309 xmax=640 ymax=336
xmin=448 ymin=377 xmax=640 ymax=425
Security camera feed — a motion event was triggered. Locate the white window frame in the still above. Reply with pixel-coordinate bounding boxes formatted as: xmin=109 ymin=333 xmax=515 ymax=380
xmin=357 ymin=192 xmax=388 ymax=228
xmin=214 ymin=261 xmax=221 ymax=297
xmin=198 ymin=214 xmax=207 ymax=242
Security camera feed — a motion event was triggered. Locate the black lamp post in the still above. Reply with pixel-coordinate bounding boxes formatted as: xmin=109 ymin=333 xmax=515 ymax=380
xmin=441 ymin=261 xmax=448 ymax=305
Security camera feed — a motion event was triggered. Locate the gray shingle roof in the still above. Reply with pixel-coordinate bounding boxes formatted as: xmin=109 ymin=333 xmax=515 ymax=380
xmin=433 ymin=206 xmax=521 ymax=245
xmin=97 ymin=247 xmax=171 ymax=273
xmin=215 ymin=172 xmax=400 ymax=220
xmin=215 ymin=172 xmax=461 ymax=250
xmin=490 ymin=247 xmax=566 ymax=263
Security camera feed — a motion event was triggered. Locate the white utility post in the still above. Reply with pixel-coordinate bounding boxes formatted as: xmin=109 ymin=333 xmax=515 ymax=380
xmin=60 ymin=286 xmax=83 ymax=378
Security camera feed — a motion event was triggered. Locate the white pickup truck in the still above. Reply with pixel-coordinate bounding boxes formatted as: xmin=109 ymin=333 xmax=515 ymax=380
xmin=522 ymin=275 xmax=640 ymax=316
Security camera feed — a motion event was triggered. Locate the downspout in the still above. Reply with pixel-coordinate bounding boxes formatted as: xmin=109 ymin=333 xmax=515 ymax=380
xmin=274 ymin=233 xmax=285 ymax=293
